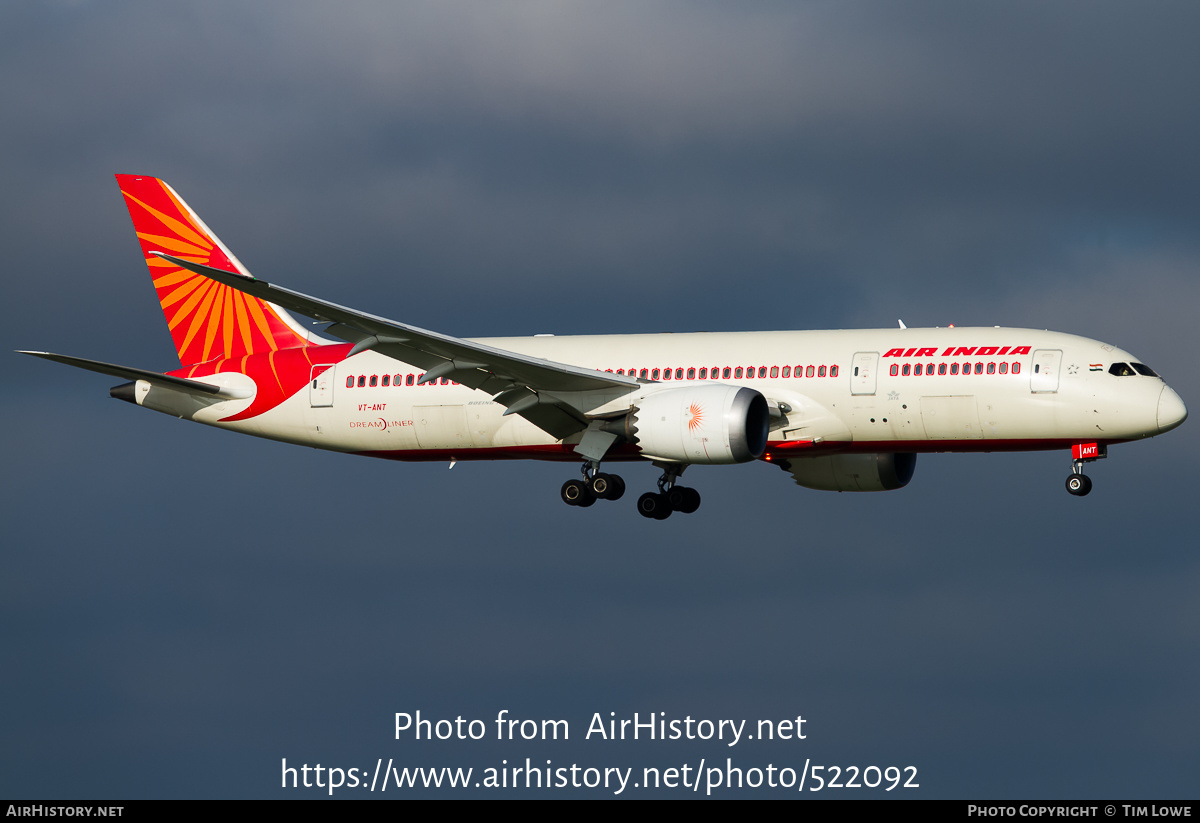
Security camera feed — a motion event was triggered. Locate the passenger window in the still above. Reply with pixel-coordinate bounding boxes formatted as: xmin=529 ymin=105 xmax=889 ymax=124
xmin=440 ymin=378 xmax=449 ymax=385
xmin=782 ymin=366 xmax=791 ymax=377
xmin=927 ymin=362 xmax=934 ymax=374
xmin=806 ymin=365 xmax=815 ymax=377
xmin=830 ymin=365 xmax=838 ymax=377
xmin=818 ymin=365 xmax=827 ymax=377
xmin=357 ymin=376 xmax=366 ymax=387
xmin=914 ymin=364 xmax=922 ymax=376
xmin=757 ymin=366 xmax=766 ymax=378
xmin=987 ymin=363 xmax=995 ymax=374
xmin=938 ymin=363 xmax=946 ymax=375
xmin=999 ymin=363 xmax=1007 ymax=374
xmin=640 ymin=369 xmax=649 ymax=379
xmin=890 ymin=364 xmax=899 ymax=376
xmin=406 ymin=374 xmax=415 ymax=386
xmin=382 ymin=375 xmax=390 ymax=386
xmin=652 ymin=369 xmax=660 ymax=380
xmin=346 ymin=376 xmax=354 ymax=388
xmin=723 ymin=367 xmax=731 ymax=379
xmin=1012 ymin=362 xmax=1021 ymax=374
xmin=687 ymin=367 xmax=696 ymax=380
xmin=734 ymin=367 xmax=743 ymax=379
xmin=950 ymin=363 xmax=959 ymax=375
xmin=795 ymin=364 xmax=803 ymax=376
xmin=770 ymin=366 xmax=779 ymax=378
xmin=663 ymin=368 xmax=672 ymax=380
xmin=902 ymin=364 xmax=910 ymax=376
xmin=699 ymin=368 xmax=707 ymax=379
xmin=974 ymin=362 xmax=983 ymax=374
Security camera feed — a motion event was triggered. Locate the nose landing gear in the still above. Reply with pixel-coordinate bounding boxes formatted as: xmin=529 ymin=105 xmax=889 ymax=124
xmin=1065 ymin=472 xmax=1092 ymax=496
xmin=1065 ymin=443 xmax=1105 ymax=497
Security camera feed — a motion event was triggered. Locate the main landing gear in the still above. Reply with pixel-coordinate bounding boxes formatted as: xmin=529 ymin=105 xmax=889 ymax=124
xmin=559 ymin=461 xmax=701 ymax=519
xmin=635 ymin=462 xmax=701 ymax=521
xmin=1065 ymin=443 xmax=1106 ymax=497
xmin=561 ymin=463 xmax=626 ymax=509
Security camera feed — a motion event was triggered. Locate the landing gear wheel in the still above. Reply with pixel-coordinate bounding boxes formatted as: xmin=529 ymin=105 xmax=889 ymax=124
xmin=590 ymin=473 xmax=625 ymax=501
xmin=1065 ymin=474 xmax=1092 ymax=496
xmin=561 ymin=479 xmax=594 ymax=507
xmin=609 ymin=475 xmax=626 ymax=501
xmin=637 ymin=492 xmax=672 ymax=520
xmin=666 ymin=486 xmax=701 ymax=513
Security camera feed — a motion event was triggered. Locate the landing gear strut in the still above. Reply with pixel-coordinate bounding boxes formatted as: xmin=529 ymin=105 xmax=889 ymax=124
xmin=636 ymin=462 xmax=702 ymax=520
xmin=1065 ymin=443 xmax=1105 ymax=497
xmin=561 ymin=461 xmax=625 ymax=508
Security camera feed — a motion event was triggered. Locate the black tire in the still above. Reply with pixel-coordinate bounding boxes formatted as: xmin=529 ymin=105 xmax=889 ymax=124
xmin=637 ymin=491 xmax=671 ymax=519
xmin=666 ymin=486 xmax=687 ymax=510
xmin=666 ymin=486 xmax=701 ymax=513
xmin=561 ymin=479 xmax=592 ymax=506
xmin=1065 ymin=474 xmax=1092 ymax=496
xmin=608 ymin=475 xmax=626 ymax=501
xmin=678 ymin=487 xmax=701 ymax=514
xmin=590 ymin=473 xmax=616 ymax=500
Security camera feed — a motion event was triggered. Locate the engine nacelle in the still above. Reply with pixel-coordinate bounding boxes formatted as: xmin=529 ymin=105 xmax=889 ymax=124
xmin=629 ymin=384 xmax=769 ymax=464
xmin=786 ymin=453 xmax=917 ymax=492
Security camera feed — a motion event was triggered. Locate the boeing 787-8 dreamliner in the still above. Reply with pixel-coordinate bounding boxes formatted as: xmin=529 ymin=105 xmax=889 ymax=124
xmin=20 ymin=176 xmax=1188 ymax=518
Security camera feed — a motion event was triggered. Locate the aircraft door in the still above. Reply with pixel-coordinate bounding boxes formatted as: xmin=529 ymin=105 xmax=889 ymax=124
xmin=309 ymin=365 xmax=335 ymax=407
xmin=1030 ymin=350 xmax=1062 ymax=393
xmin=850 ymin=352 xmax=878 ymax=395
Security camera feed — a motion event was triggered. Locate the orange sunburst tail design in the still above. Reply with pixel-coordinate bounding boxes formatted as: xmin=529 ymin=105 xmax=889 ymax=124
xmin=115 ymin=175 xmax=314 ymax=367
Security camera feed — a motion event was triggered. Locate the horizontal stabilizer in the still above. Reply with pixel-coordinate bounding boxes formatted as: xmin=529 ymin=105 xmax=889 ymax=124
xmin=17 ymin=351 xmax=252 ymax=399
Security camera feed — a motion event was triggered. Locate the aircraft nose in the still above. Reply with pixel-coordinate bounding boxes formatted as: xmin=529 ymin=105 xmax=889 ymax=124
xmin=1158 ymin=385 xmax=1188 ymax=433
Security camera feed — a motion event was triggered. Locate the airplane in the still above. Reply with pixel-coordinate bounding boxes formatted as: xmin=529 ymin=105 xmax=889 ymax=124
xmin=20 ymin=175 xmax=1188 ymax=519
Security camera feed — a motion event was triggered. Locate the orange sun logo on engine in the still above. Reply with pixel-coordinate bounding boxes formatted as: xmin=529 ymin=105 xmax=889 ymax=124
xmin=687 ymin=402 xmax=704 ymax=431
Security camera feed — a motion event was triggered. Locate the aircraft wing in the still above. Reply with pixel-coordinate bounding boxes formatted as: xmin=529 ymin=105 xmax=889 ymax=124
xmin=155 ymin=254 xmax=639 ymax=438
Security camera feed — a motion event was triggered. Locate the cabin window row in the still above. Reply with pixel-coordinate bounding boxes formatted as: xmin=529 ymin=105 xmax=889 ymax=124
xmin=345 ymin=373 xmax=459 ymax=388
xmin=888 ymin=361 xmax=1023 ymax=377
xmin=609 ymin=365 xmax=839 ymax=381
xmin=343 ymin=364 xmax=841 ymax=388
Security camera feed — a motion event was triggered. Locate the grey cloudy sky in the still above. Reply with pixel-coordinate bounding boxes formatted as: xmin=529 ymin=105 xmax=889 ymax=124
xmin=2 ymin=1 xmax=1198 ymax=798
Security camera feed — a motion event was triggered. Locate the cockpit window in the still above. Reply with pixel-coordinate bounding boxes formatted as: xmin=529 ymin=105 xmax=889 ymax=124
xmin=1109 ymin=362 xmax=1136 ymax=377
xmin=1132 ymin=363 xmax=1159 ymax=377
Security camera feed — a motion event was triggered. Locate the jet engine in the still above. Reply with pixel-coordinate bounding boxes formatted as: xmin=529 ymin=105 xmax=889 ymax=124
xmin=622 ymin=384 xmax=769 ymax=464
xmin=785 ymin=453 xmax=917 ymax=492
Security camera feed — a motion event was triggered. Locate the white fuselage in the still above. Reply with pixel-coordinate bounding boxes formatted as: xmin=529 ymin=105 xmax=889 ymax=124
xmin=142 ymin=326 xmax=1185 ymax=463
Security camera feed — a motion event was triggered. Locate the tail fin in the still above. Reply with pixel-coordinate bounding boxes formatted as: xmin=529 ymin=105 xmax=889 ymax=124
xmin=116 ymin=174 xmax=315 ymax=366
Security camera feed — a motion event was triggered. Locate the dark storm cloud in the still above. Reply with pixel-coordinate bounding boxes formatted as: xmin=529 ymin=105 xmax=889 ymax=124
xmin=2 ymin=0 xmax=1198 ymax=799
xmin=5 ymin=1 xmax=1200 ymax=338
